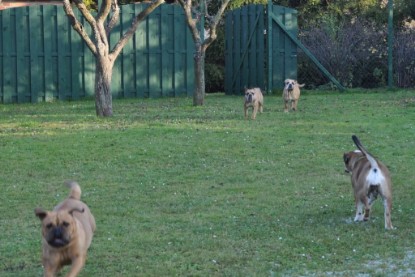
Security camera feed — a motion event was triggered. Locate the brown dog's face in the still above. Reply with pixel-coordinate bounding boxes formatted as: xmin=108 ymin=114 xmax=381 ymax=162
xmin=343 ymin=150 xmax=363 ymax=173
xmin=35 ymin=208 xmax=82 ymax=248
xmin=245 ymin=88 xmax=256 ymax=103
xmin=284 ymin=79 xmax=297 ymax=91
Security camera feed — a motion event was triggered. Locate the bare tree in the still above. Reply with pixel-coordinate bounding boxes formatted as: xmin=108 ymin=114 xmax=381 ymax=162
xmin=177 ymin=0 xmax=230 ymax=106
xmin=62 ymin=0 xmax=165 ymax=117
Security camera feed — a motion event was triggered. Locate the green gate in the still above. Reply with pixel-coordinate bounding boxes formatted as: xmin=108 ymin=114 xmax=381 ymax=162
xmin=225 ymin=4 xmax=298 ymax=95
xmin=225 ymin=3 xmax=343 ymax=95
xmin=0 ymin=4 xmax=195 ymax=103
xmin=224 ymin=4 xmax=265 ymax=95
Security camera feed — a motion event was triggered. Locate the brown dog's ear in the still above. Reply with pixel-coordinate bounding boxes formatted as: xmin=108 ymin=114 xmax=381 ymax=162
xmin=343 ymin=153 xmax=349 ymax=164
xmin=35 ymin=208 xmax=48 ymax=221
xmin=68 ymin=207 xmax=85 ymax=216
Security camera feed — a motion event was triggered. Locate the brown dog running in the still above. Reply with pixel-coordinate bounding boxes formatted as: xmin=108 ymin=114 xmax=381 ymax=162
xmin=283 ymin=79 xmax=304 ymax=112
xmin=35 ymin=181 xmax=96 ymax=277
xmin=244 ymin=87 xmax=264 ymax=120
xmin=343 ymin=135 xmax=393 ymax=230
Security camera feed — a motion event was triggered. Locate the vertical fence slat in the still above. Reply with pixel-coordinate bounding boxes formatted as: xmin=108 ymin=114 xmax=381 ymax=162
xmin=57 ymin=8 xmax=69 ymax=100
xmin=173 ymin=5 xmax=182 ymax=96
xmin=241 ymin=6 xmax=249 ymax=88
xmin=161 ymin=5 xmax=172 ymax=97
xmin=248 ymin=5 xmax=255 ymax=87
xmin=257 ymin=5 xmax=264 ymax=91
xmin=172 ymin=4 xmax=185 ymax=95
xmin=135 ymin=4 xmax=147 ymax=98
xmin=148 ymin=8 xmax=161 ymax=98
xmin=233 ymin=9 xmax=241 ymax=94
xmin=122 ymin=4 xmax=135 ymax=98
xmin=16 ymin=8 xmax=28 ymax=103
xmin=43 ymin=6 xmax=55 ymax=101
xmin=29 ymin=6 xmax=41 ymax=102
xmin=224 ymin=12 xmax=232 ymax=94
xmin=1 ymin=9 xmax=14 ymax=103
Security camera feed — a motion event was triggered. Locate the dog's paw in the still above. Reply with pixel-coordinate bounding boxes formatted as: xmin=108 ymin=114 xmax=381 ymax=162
xmin=354 ymin=214 xmax=364 ymax=222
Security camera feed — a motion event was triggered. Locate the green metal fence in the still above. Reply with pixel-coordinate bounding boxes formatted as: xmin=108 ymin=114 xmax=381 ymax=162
xmin=0 ymin=4 xmax=195 ymax=104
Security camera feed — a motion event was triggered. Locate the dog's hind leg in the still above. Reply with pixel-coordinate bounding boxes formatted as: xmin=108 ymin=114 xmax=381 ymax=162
xmin=354 ymin=200 xmax=365 ymax=222
xmin=383 ymin=197 xmax=393 ymax=230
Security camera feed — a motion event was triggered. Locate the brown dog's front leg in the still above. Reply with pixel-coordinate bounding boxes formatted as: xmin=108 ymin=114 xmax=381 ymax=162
xmin=252 ymin=105 xmax=258 ymax=120
xmin=66 ymin=257 xmax=85 ymax=277
xmin=43 ymin=257 xmax=60 ymax=277
xmin=284 ymin=101 xmax=289 ymax=112
xmin=292 ymin=99 xmax=298 ymax=111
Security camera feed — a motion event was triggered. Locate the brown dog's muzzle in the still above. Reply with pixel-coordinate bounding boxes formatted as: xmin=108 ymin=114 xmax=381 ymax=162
xmin=245 ymin=93 xmax=253 ymax=103
xmin=47 ymin=227 xmax=70 ymax=248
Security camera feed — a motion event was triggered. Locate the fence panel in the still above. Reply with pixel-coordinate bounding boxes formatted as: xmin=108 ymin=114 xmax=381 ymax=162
xmin=225 ymin=5 xmax=265 ymax=95
xmin=225 ymin=4 xmax=297 ymax=95
xmin=0 ymin=3 xmax=195 ymax=104
xmin=268 ymin=5 xmax=298 ymax=92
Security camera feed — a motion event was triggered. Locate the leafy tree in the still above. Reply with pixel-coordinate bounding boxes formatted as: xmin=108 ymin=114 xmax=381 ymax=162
xmin=176 ymin=0 xmax=231 ymax=106
xmin=62 ymin=0 xmax=165 ymax=117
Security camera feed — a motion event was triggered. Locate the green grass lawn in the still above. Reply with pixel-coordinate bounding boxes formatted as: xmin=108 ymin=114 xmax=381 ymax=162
xmin=1 ymin=89 xmax=415 ymax=276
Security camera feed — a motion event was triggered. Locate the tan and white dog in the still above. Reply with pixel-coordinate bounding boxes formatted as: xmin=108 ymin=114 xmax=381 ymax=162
xmin=283 ymin=79 xmax=304 ymax=112
xmin=244 ymin=87 xmax=264 ymax=120
xmin=343 ymin=135 xmax=393 ymax=230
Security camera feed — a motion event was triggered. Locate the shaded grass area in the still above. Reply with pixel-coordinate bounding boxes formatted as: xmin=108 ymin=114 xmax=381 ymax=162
xmin=1 ymin=89 xmax=415 ymax=276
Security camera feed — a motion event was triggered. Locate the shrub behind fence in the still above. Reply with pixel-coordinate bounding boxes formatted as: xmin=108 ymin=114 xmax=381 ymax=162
xmin=298 ymin=19 xmax=415 ymax=89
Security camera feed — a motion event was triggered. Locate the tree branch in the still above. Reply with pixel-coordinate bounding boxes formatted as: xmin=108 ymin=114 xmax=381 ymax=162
xmin=110 ymin=0 xmax=165 ymax=60
xmin=202 ymin=0 xmax=230 ymax=52
xmin=62 ymin=0 xmax=97 ymax=55
xmin=106 ymin=0 xmax=120 ymax=36
xmin=72 ymin=0 xmax=96 ymax=29
xmin=177 ymin=0 xmax=201 ymax=44
xmin=97 ymin=0 xmax=112 ymax=23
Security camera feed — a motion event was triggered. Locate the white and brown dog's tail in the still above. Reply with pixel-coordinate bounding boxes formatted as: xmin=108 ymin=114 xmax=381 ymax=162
xmin=352 ymin=135 xmax=385 ymax=185
xmin=64 ymin=180 xmax=82 ymax=200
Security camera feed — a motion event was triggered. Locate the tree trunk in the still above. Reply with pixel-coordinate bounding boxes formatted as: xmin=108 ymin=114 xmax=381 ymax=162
xmin=95 ymin=56 xmax=114 ymax=117
xmin=193 ymin=45 xmax=205 ymax=106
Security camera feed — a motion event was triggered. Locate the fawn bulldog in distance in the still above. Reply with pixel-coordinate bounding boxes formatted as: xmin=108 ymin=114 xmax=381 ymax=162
xmin=244 ymin=87 xmax=264 ymax=120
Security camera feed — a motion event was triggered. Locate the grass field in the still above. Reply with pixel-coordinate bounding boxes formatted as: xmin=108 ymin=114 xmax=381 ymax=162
xmin=1 ymin=89 xmax=415 ymax=276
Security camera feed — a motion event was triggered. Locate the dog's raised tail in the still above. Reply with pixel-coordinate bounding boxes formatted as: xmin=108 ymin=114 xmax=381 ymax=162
xmin=64 ymin=180 xmax=82 ymax=200
xmin=352 ymin=135 xmax=379 ymax=173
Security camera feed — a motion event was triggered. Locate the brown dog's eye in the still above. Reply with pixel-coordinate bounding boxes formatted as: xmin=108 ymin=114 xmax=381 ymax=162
xmin=62 ymin=221 xmax=70 ymax=227
xmin=46 ymin=223 xmax=53 ymax=229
